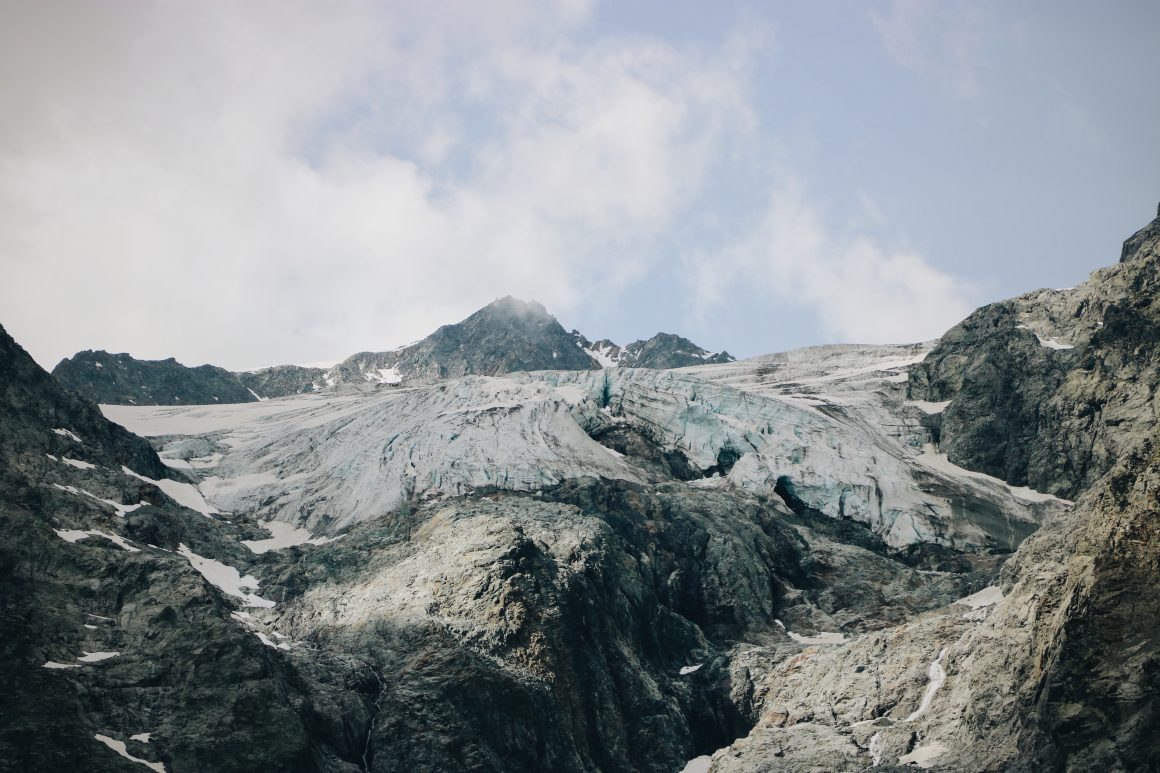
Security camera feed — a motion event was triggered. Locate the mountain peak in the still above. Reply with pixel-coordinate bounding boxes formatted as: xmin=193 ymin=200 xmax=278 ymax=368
xmin=480 ymin=296 xmax=551 ymax=320
xmin=1120 ymin=205 xmax=1160 ymax=263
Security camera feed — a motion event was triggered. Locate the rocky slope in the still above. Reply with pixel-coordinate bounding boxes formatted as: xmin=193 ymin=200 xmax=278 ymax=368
xmin=58 ymin=297 xmax=735 ymax=403
xmin=577 ymin=332 xmax=735 ymax=369
xmin=52 ymin=350 xmax=259 ymax=406
xmin=701 ymin=207 xmax=1160 ymax=771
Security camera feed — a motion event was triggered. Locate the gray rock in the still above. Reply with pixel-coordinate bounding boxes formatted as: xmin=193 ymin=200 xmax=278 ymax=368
xmin=52 ymin=350 xmax=259 ymax=406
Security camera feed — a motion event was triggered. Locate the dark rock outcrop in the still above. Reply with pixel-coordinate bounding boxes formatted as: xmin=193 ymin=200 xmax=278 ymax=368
xmin=910 ymin=208 xmax=1160 ymax=499
xmin=620 ymin=333 xmax=734 ymax=369
xmin=52 ymin=350 xmax=258 ymax=406
xmin=237 ymin=364 xmax=326 ymax=399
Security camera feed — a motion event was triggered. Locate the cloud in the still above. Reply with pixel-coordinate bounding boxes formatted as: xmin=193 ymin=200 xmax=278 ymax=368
xmin=869 ymin=0 xmax=983 ymax=99
xmin=687 ymin=186 xmax=976 ymax=344
xmin=0 ymin=1 xmax=756 ymax=369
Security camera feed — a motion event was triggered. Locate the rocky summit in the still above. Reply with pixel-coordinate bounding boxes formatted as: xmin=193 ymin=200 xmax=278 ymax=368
xmin=2 ymin=209 xmax=1158 ymax=772
xmin=55 ymin=297 xmax=735 ymax=404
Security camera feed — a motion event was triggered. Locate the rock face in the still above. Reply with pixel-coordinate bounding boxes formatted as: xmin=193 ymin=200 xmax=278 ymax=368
xmin=237 ymin=364 xmax=326 ymax=399
xmin=52 ymin=350 xmax=259 ymax=406
xmin=909 ymin=208 xmax=1160 ymax=500
xmin=0 ymin=323 xmax=359 ymax=772
xmin=576 ymin=332 xmax=735 ymax=369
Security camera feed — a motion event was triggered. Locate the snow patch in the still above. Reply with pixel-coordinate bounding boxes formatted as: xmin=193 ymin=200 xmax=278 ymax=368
xmin=122 ymin=467 xmax=218 ymax=517
xmin=915 ymin=446 xmax=1070 ymax=504
xmin=957 ymin=586 xmax=1003 ymax=609
xmin=177 ymin=544 xmax=275 ymax=607
xmin=130 ymin=733 xmax=152 ymax=744
xmin=78 ymin=651 xmax=121 ymax=663
xmin=1036 ymin=335 xmax=1075 ymax=350
xmin=53 ymin=428 xmax=83 ymax=442
xmin=908 ymin=400 xmax=951 ymax=415
xmin=59 ymin=456 xmax=97 ymax=470
xmin=242 ymin=520 xmax=333 ymax=554
xmin=898 ymin=742 xmax=948 ymax=768
xmin=52 ymin=484 xmax=144 ymax=517
xmin=679 ymin=664 xmax=703 ymax=675
xmin=246 ymin=388 xmax=267 ymax=402
xmin=368 ymin=366 xmax=403 ymax=385
xmin=54 ymin=528 xmax=139 ymax=552
xmin=679 ymin=756 xmax=712 ymax=773
xmin=43 ymin=661 xmax=80 ymax=669
xmin=787 ymin=630 xmax=847 ymax=645
xmin=94 ymin=735 xmax=167 ymax=772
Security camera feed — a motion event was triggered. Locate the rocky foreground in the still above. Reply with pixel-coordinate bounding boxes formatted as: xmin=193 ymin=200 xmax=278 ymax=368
xmin=1 ymin=210 xmax=1157 ymax=772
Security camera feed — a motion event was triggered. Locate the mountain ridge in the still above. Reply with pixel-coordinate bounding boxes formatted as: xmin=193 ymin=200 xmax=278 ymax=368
xmin=52 ymin=296 xmax=736 ymax=405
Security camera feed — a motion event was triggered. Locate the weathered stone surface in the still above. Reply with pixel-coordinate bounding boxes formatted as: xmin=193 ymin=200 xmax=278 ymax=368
xmin=910 ymin=209 xmax=1160 ymax=500
xmin=52 ymin=350 xmax=259 ymax=406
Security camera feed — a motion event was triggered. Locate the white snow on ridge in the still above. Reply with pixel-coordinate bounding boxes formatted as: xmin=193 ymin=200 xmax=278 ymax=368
xmin=177 ymin=544 xmax=275 ymax=608
xmin=94 ymin=735 xmax=167 ymax=772
xmin=584 ymin=344 xmax=620 ymax=368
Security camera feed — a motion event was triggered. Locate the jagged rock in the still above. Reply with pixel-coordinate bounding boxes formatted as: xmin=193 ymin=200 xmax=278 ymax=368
xmin=575 ymin=332 xmax=735 ymax=369
xmin=620 ymin=333 xmax=734 ymax=369
xmin=910 ymin=208 xmax=1160 ymax=500
xmin=237 ymin=364 xmax=326 ymax=399
xmin=52 ymin=350 xmax=259 ymax=406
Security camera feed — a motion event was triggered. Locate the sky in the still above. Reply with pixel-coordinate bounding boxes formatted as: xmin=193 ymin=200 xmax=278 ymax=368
xmin=2 ymin=0 xmax=1158 ymax=371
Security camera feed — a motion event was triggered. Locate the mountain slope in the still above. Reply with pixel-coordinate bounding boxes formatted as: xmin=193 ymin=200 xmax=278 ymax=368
xmin=52 ymin=350 xmax=259 ymax=406
xmin=706 ymin=205 xmax=1160 ymax=771
xmin=0 ymin=323 xmax=365 ymax=772
xmin=58 ymin=297 xmax=736 ymax=403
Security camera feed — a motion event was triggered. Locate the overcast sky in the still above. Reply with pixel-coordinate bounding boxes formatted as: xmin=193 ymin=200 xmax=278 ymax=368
xmin=2 ymin=1 xmax=1158 ymax=370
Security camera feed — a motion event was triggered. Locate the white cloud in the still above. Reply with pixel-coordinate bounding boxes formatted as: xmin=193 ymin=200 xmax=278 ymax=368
xmin=869 ymin=0 xmax=983 ymax=100
xmin=0 ymin=1 xmax=755 ymax=369
xmin=687 ymin=187 xmax=976 ymax=344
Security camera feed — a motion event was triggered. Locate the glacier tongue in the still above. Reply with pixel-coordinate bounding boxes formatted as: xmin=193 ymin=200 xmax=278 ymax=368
xmin=102 ymin=344 xmax=1066 ymax=549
